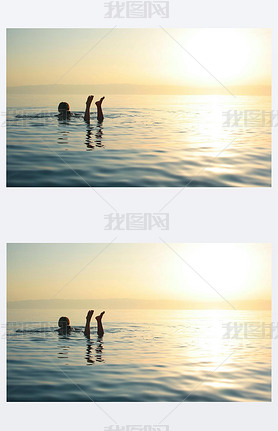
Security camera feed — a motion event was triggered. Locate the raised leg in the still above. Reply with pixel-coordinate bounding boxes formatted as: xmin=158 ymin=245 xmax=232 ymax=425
xmin=84 ymin=309 xmax=94 ymax=338
xmin=95 ymin=311 xmax=105 ymax=337
xmin=84 ymin=95 xmax=94 ymax=124
xmin=95 ymin=97 xmax=105 ymax=123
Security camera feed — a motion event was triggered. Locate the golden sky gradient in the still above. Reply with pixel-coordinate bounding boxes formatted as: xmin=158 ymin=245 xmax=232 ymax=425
xmin=7 ymin=29 xmax=271 ymax=94
xmin=7 ymin=244 xmax=271 ymax=309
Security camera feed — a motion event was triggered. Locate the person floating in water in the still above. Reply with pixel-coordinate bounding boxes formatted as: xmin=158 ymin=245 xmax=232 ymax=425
xmin=58 ymin=309 xmax=105 ymax=338
xmin=58 ymin=95 xmax=105 ymax=123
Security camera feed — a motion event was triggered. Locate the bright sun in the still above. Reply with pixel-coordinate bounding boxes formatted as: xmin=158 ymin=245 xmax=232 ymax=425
xmin=163 ymin=28 xmax=271 ymax=88
xmin=168 ymin=244 xmax=271 ymax=304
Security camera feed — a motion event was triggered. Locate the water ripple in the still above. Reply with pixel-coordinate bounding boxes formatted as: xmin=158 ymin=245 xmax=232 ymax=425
xmin=7 ymin=95 xmax=271 ymax=187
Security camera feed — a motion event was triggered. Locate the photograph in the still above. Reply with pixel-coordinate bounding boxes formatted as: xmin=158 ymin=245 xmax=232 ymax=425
xmin=7 ymin=243 xmax=271 ymax=402
xmin=6 ymin=28 xmax=271 ymax=187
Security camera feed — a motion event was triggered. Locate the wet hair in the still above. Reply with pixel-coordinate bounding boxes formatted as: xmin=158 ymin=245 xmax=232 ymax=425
xmin=58 ymin=316 xmax=70 ymax=328
xmin=58 ymin=102 xmax=70 ymax=112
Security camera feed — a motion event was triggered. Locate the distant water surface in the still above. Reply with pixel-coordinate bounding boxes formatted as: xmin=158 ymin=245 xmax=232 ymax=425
xmin=7 ymin=309 xmax=271 ymax=401
xmin=6 ymin=94 xmax=271 ymax=187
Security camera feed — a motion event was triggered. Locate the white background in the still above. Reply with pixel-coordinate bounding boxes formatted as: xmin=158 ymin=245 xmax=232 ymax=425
xmin=0 ymin=0 xmax=277 ymax=430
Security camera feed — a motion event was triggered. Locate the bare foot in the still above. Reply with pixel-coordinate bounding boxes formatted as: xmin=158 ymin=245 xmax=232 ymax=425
xmin=95 ymin=97 xmax=105 ymax=107
xmin=86 ymin=95 xmax=94 ymax=106
xmin=86 ymin=310 xmax=94 ymax=320
xmin=95 ymin=311 xmax=105 ymax=321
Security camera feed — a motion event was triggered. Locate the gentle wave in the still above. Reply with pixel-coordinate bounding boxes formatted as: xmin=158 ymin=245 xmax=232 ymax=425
xmin=7 ymin=310 xmax=271 ymax=401
xmin=7 ymin=95 xmax=271 ymax=187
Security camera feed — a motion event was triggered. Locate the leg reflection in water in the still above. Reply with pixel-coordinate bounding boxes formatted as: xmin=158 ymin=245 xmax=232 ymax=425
xmin=95 ymin=124 xmax=103 ymax=147
xmin=85 ymin=339 xmax=104 ymax=364
xmin=84 ymin=125 xmax=104 ymax=150
xmin=85 ymin=127 xmax=94 ymax=149
xmin=95 ymin=339 xmax=104 ymax=363
xmin=85 ymin=340 xmax=95 ymax=364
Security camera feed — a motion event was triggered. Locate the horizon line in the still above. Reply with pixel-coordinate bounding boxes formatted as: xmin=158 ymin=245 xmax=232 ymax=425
xmin=7 ymin=298 xmax=271 ymax=311
xmin=7 ymin=83 xmax=271 ymax=96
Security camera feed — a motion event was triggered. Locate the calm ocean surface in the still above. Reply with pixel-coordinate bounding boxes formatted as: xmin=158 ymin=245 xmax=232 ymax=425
xmin=7 ymin=94 xmax=271 ymax=187
xmin=7 ymin=309 xmax=271 ymax=402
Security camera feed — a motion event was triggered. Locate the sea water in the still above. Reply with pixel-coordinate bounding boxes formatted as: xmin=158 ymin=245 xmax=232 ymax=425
xmin=6 ymin=95 xmax=271 ymax=187
xmin=7 ymin=309 xmax=271 ymax=401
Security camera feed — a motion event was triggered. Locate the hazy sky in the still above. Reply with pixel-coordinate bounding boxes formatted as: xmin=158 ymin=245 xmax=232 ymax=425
xmin=7 ymin=29 xmax=271 ymax=93
xmin=7 ymin=243 xmax=271 ymax=307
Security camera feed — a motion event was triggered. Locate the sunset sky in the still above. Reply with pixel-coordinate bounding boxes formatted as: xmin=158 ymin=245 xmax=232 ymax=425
xmin=7 ymin=29 xmax=271 ymax=94
xmin=7 ymin=243 xmax=271 ymax=309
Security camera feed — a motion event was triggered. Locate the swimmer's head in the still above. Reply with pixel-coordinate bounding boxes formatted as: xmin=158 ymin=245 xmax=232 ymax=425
xmin=58 ymin=102 xmax=70 ymax=113
xmin=58 ymin=316 xmax=70 ymax=328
